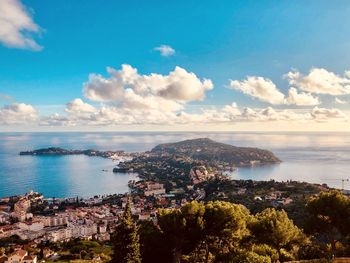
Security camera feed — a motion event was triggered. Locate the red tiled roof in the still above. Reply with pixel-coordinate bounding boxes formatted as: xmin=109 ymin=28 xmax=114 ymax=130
xmin=11 ymin=249 xmax=27 ymax=257
xmin=23 ymin=255 xmax=36 ymax=260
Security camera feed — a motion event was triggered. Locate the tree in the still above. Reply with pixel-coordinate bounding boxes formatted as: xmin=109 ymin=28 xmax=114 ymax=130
xmin=158 ymin=201 xmax=205 ymax=263
xmin=249 ymin=208 xmax=305 ymax=260
xmin=202 ymin=201 xmax=250 ymax=262
xmin=111 ymin=201 xmax=141 ymax=263
xmin=158 ymin=201 xmax=250 ymax=263
xmin=305 ymin=190 xmax=350 ymax=254
xmin=139 ymin=220 xmax=169 ymax=263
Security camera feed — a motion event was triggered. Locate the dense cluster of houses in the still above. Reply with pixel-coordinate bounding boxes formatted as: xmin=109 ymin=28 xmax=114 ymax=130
xmin=0 ymin=186 xmax=191 ymax=245
xmin=0 ymin=250 xmax=37 ymax=263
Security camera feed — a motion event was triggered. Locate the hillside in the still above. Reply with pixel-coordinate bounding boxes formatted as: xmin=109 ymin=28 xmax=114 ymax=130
xmin=151 ymin=138 xmax=280 ymax=166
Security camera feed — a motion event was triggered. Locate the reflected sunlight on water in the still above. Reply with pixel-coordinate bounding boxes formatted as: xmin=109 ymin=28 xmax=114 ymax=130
xmin=1 ymin=132 xmax=350 ymax=197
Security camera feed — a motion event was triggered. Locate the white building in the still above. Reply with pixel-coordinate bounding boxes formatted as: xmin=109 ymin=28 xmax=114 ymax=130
xmin=0 ymin=250 xmax=37 ymax=263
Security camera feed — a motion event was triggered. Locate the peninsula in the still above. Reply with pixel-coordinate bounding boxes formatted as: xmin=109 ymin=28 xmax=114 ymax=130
xmin=151 ymin=138 xmax=280 ymax=166
xmin=113 ymin=138 xmax=281 ymax=189
xmin=19 ymin=147 xmax=129 ymax=159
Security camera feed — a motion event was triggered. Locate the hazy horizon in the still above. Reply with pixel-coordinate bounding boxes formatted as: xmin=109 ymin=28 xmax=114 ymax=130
xmin=1 ymin=1 xmax=350 ymax=132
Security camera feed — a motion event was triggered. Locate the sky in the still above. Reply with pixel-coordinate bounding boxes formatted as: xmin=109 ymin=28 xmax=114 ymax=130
xmin=1 ymin=0 xmax=350 ymax=131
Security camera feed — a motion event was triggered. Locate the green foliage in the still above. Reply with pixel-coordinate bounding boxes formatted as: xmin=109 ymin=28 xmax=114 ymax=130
xmin=152 ymin=201 xmax=310 ymax=262
xmin=157 ymin=201 xmax=252 ymax=262
xmin=202 ymin=201 xmax=250 ymax=260
xmin=158 ymin=201 xmax=206 ymax=262
xmin=229 ymin=249 xmax=272 ymax=263
xmin=251 ymin=244 xmax=279 ymax=262
xmin=111 ymin=201 xmax=141 ymax=263
xmin=249 ymin=208 xmax=306 ymax=251
xmin=298 ymin=242 xmax=332 ymax=260
xmin=138 ymin=220 xmax=169 ymax=263
xmin=305 ymin=190 xmax=350 ymax=251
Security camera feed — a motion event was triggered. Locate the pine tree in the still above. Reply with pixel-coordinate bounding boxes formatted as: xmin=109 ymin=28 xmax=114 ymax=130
xmin=111 ymin=200 xmax=141 ymax=263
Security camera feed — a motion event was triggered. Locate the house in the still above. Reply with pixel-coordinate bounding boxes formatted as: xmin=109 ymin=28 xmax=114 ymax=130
xmin=18 ymin=221 xmax=44 ymax=232
xmin=1 ymin=250 xmax=37 ymax=263
xmin=144 ymin=182 xmax=166 ymax=196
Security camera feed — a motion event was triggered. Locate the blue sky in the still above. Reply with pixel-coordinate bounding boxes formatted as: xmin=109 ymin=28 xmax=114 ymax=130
xmin=1 ymin=0 xmax=350 ymax=131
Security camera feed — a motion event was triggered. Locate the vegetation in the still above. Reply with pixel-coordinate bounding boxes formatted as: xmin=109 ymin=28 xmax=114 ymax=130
xmin=139 ymin=201 xmax=306 ymax=262
xmin=305 ymin=190 xmax=350 ymax=257
xmin=111 ymin=201 xmax=141 ymax=263
xmin=4 ymin=190 xmax=350 ymax=262
xmin=151 ymin=138 xmax=281 ymax=166
xmin=126 ymin=192 xmax=350 ymax=262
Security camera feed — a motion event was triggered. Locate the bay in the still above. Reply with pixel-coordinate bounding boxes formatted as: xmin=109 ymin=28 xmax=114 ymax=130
xmin=0 ymin=132 xmax=350 ymax=198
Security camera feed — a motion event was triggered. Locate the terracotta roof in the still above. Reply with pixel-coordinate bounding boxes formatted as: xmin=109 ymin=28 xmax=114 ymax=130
xmin=23 ymin=255 xmax=36 ymax=260
xmin=0 ymin=256 xmax=8 ymax=263
xmin=11 ymin=249 xmax=27 ymax=257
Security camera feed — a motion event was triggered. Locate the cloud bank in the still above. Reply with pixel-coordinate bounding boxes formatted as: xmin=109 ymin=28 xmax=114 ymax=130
xmin=229 ymin=76 xmax=320 ymax=106
xmin=0 ymin=103 xmax=37 ymax=124
xmin=2 ymin=65 xmax=349 ymax=130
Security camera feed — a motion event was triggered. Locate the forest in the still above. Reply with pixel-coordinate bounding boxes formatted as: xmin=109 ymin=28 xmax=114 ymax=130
xmin=111 ymin=190 xmax=350 ymax=263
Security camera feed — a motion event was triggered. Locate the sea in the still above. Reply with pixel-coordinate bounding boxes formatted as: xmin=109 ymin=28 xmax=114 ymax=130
xmin=1 ymin=132 xmax=350 ymax=198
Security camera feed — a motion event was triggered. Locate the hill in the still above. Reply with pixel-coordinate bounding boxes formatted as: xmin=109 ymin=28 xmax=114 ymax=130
xmin=151 ymin=138 xmax=280 ymax=166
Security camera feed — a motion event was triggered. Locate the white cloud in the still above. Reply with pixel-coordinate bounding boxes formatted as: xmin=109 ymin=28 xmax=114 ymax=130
xmin=41 ymin=100 xmax=348 ymax=127
xmin=230 ymin=76 xmax=285 ymax=104
xmin=157 ymin=67 xmax=213 ymax=101
xmin=83 ymin=64 xmax=213 ymax=113
xmin=0 ymin=103 xmax=37 ymax=124
xmin=335 ymin=97 xmax=347 ymax=104
xmin=310 ymin=107 xmax=347 ymax=122
xmin=286 ymin=68 xmax=350 ymax=95
xmin=65 ymin=98 xmax=96 ymax=115
xmin=229 ymin=76 xmax=320 ymax=106
xmin=0 ymin=0 xmax=42 ymax=50
xmin=154 ymin=45 xmax=175 ymax=56
xmin=285 ymin=87 xmax=320 ymax=106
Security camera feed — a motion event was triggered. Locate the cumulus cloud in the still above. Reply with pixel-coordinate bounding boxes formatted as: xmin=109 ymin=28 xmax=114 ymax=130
xmin=310 ymin=107 xmax=347 ymax=122
xmin=154 ymin=45 xmax=175 ymax=56
xmin=285 ymin=87 xmax=320 ymax=106
xmin=286 ymin=68 xmax=350 ymax=95
xmin=230 ymin=76 xmax=285 ymax=104
xmin=335 ymin=97 xmax=347 ymax=104
xmin=0 ymin=0 xmax=42 ymax=50
xmin=41 ymin=100 xmax=348 ymax=127
xmin=229 ymin=76 xmax=320 ymax=106
xmin=0 ymin=103 xmax=37 ymax=124
xmin=65 ymin=98 xmax=96 ymax=115
xmin=83 ymin=64 xmax=213 ymax=112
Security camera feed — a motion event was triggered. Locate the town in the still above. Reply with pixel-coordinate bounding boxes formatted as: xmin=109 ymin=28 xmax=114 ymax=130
xmin=0 ymin=173 xmax=329 ymax=262
xmin=0 ymin=139 xmax=334 ymax=262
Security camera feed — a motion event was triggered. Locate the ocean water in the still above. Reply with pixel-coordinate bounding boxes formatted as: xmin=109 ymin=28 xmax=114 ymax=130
xmin=0 ymin=132 xmax=350 ymax=198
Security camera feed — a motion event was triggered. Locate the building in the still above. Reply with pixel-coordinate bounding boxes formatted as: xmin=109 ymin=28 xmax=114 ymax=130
xmin=144 ymin=182 xmax=166 ymax=196
xmin=18 ymin=221 xmax=44 ymax=232
xmin=14 ymin=199 xmax=31 ymax=214
xmin=0 ymin=250 xmax=37 ymax=263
